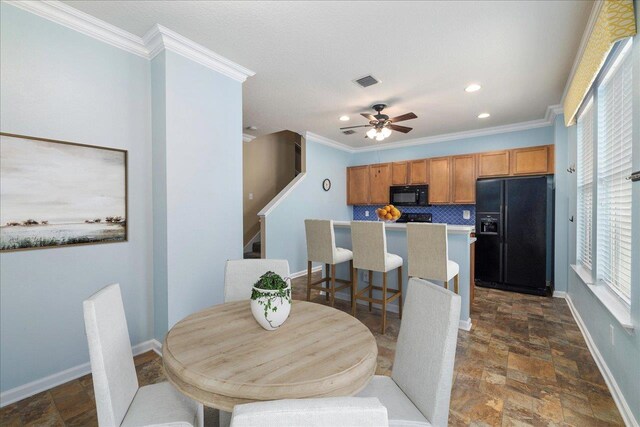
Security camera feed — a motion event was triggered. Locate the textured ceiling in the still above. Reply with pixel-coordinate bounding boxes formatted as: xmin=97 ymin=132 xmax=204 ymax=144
xmin=64 ymin=1 xmax=592 ymax=147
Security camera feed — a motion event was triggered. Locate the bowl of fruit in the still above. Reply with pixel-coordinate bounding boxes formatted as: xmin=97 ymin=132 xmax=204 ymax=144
xmin=376 ymin=205 xmax=401 ymax=223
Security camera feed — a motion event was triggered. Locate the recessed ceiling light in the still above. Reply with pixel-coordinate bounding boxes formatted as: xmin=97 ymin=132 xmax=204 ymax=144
xmin=339 ymin=115 xmax=350 ymax=121
xmin=478 ymin=113 xmax=490 ymax=119
xmin=465 ymin=84 xmax=482 ymax=93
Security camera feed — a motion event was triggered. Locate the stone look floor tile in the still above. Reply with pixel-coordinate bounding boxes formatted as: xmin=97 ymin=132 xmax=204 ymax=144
xmin=0 ymin=273 xmax=625 ymax=426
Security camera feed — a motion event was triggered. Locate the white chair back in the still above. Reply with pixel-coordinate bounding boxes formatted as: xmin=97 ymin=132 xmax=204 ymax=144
xmin=305 ymin=219 xmax=337 ymax=265
xmin=407 ymin=223 xmax=450 ymax=281
xmin=83 ymin=284 xmax=138 ymax=427
xmin=230 ymin=397 xmax=388 ymax=427
xmin=224 ymin=259 xmax=290 ymax=302
xmin=351 ymin=221 xmax=387 ymax=272
xmin=392 ymin=277 xmax=461 ymax=427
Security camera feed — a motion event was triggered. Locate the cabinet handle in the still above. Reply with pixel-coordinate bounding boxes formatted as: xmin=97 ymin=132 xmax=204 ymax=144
xmin=626 ymin=171 xmax=640 ymax=182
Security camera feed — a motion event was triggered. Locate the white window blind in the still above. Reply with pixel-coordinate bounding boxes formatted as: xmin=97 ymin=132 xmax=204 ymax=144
xmin=597 ymin=39 xmax=633 ymax=301
xmin=577 ymin=98 xmax=594 ymax=270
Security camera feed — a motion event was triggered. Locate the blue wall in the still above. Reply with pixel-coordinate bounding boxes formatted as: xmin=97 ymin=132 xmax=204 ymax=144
xmin=563 ymin=10 xmax=640 ymax=423
xmin=0 ymin=4 xmax=153 ymax=393
xmin=350 ymin=126 xmax=554 ymax=165
xmin=162 ymin=51 xmax=243 ymax=330
xmin=265 ymin=137 xmax=352 ymax=273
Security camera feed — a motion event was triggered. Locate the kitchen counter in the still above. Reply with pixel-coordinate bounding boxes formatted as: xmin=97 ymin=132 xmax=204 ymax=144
xmin=330 ymin=220 xmax=475 ymax=330
xmin=333 ymin=220 xmax=474 ymax=235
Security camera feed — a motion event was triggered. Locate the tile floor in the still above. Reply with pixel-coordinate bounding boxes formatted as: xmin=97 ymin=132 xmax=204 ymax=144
xmin=0 ymin=273 xmax=624 ymax=426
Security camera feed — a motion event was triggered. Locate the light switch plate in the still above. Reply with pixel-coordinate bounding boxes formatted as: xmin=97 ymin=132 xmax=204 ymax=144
xmin=463 ymin=210 xmax=470 ymax=220
xmin=248 ymin=193 xmax=254 ymax=200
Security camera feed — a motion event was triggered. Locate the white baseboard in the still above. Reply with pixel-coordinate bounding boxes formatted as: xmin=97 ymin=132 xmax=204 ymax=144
xmin=564 ymin=295 xmax=638 ymax=427
xmin=553 ymin=291 xmax=567 ymax=298
xmin=0 ymin=338 xmax=162 ymax=408
xmin=290 ymin=265 xmax=322 ymax=279
xmin=458 ymin=318 xmax=473 ymax=331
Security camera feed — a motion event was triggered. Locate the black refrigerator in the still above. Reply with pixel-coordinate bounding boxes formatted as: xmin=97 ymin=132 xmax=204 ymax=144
xmin=475 ymin=176 xmax=554 ymax=296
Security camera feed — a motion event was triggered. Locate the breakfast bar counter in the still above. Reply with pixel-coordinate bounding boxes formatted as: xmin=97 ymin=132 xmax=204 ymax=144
xmin=332 ymin=221 xmax=475 ymax=330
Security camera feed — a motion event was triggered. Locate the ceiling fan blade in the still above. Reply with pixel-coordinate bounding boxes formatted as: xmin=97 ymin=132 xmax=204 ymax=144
xmin=361 ymin=113 xmax=377 ymax=122
xmin=390 ymin=112 xmax=417 ymax=123
xmin=389 ymin=124 xmax=413 ymax=133
xmin=340 ymin=125 xmax=372 ymax=130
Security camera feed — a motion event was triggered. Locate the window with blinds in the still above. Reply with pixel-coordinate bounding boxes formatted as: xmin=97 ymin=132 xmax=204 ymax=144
xmin=576 ymin=98 xmax=594 ymax=271
xmin=596 ymin=39 xmax=633 ymax=301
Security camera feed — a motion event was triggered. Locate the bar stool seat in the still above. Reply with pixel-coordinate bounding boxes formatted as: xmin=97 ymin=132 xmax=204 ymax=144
xmin=335 ymin=247 xmax=354 ymax=264
xmin=305 ymin=219 xmax=354 ymax=307
xmin=350 ymin=221 xmax=403 ymax=335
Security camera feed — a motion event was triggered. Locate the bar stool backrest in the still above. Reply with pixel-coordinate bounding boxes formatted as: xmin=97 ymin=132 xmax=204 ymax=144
xmin=351 ymin=221 xmax=387 ymax=272
xmin=305 ymin=219 xmax=336 ymax=265
xmin=407 ymin=223 xmax=449 ymax=281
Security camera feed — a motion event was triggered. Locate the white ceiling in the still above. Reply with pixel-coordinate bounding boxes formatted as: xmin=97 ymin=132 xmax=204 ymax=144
xmin=64 ymin=1 xmax=592 ymax=148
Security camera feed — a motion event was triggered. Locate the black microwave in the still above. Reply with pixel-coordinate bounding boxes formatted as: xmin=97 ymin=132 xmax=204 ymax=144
xmin=389 ymin=185 xmax=429 ymax=206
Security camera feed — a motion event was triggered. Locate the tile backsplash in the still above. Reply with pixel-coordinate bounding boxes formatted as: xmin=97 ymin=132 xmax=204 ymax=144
xmin=353 ymin=204 xmax=476 ymax=225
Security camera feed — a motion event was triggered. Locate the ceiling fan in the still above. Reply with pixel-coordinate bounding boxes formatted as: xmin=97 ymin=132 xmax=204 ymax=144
xmin=340 ymin=104 xmax=417 ymax=141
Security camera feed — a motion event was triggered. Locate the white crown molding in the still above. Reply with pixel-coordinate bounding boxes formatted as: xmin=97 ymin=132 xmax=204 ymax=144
xmin=560 ymin=0 xmax=603 ymax=105
xmin=307 ymin=104 xmax=563 ymax=154
xmin=5 ymin=1 xmax=255 ymax=82
xmin=243 ymin=133 xmax=256 ymax=143
xmin=143 ymin=24 xmax=255 ymax=82
xmin=5 ymin=0 xmax=148 ymax=57
xmin=0 ymin=339 xmax=162 ymax=408
xmin=305 ymin=132 xmax=355 ymax=153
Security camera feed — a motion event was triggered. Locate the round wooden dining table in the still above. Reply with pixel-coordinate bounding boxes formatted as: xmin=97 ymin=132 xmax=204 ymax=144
xmin=162 ymin=300 xmax=378 ymax=412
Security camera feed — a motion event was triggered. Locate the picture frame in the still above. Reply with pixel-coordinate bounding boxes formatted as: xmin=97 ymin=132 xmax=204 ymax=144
xmin=0 ymin=132 xmax=128 ymax=252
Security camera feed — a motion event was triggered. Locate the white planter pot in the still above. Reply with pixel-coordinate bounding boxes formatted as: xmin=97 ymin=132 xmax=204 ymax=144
xmin=250 ymin=283 xmax=292 ymax=330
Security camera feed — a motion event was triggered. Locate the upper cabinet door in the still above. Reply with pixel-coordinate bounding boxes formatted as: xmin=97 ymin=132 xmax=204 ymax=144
xmin=347 ymin=165 xmax=370 ymax=205
xmin=369 ymin=163 xmax=392 ymax=204
xmin=391 ymin=162 xmax=409 ymax=185
xmin=429 ymin=157 xmax=451 ymax=204
xmin=408 ymin=159 xmax=429 ymax=184
xmin=477 ymin=150 xmax=510 ymax=177
xmin=511 ymin=146 xmax=550 ymax=175
xmin=452 ymin=155 xmax=476 ymax=204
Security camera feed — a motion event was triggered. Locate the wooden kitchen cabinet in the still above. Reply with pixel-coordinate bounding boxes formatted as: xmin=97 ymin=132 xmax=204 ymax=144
xmin=408 ymin=159 xmax=429 ymax=184
xmin=477 ymin=150 xmax=510 ymax=177
xmin=452 ymin=155 xmax=476 ymax=203
xmin=347 ymin=165 xmax=370 ymax=205
xmin=429 ymin=157 xmax=451 ymax=204
xmin=511 ymin=146 xmax=551 ymax=175
xmin=369 ymin=163 xmax=392 ymax=204
xmin=391 ymin=162 xmax=409 ymax=185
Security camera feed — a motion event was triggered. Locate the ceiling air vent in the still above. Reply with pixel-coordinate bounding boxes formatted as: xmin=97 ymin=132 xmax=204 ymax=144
xmin=342 ymin=130 xmax=357 ymax=135
xmin=353 ymin=75 xmax=380 ymax=88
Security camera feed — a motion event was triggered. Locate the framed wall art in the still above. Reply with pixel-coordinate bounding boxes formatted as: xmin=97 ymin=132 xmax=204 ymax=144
xmin=0 ymin=132 xmax=128 ymax=251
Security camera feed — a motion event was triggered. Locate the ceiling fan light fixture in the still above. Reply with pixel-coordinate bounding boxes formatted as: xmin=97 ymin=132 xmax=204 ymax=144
xmin=375 ymin=132 xmax=385 ymax=141
xmin=465 ymin=84 xmax=482 ymax=93
xmin=366 ymin=128 xmax=378 ymax=139
xmin=381 ymin=127 xmax=392 ymax=138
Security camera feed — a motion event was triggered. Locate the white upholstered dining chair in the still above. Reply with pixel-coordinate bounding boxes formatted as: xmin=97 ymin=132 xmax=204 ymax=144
xmin=357 ymin=277 xmax=461 ymax=427
xmin=83 ymin=284 xmax=202 ymax=427
xmin=230 ymin=397 xmax=389 ymax=427
xmin=407 ymin=223 xmax=460 ymax=293
xmin=224 ymin=259 xmax=290 ymax=302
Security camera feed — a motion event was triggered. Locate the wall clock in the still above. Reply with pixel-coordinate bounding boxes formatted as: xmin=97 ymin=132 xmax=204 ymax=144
xmin=322 ymin=179 xmax=331 ymax=191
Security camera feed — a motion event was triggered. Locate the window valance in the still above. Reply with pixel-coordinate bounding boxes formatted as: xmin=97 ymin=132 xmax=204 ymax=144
xmin=563 ymin=0 xmax=636 ymax=126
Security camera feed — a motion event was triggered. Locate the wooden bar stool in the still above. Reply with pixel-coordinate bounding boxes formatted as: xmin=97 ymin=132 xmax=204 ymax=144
xmin=407 ymin=223 xmax=460 ymax=293
xmin=350 ymin=221 xmax=403 ymax=334
xmin=304 ymin=219 xmax=354 ymax=307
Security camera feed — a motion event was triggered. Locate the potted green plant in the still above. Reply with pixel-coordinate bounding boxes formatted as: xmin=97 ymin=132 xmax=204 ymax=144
xmin=250 ymin=271 xmax=292 ymax=330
